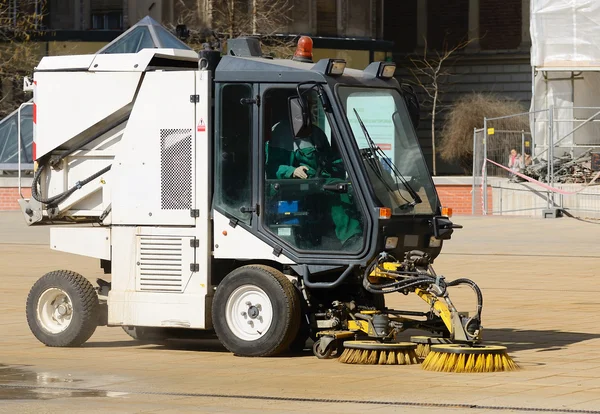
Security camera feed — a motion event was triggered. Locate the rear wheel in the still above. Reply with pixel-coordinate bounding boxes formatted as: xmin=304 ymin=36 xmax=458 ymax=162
xmin=212 ymin=265 xmax=300 ymax=357
xmin=26 ymin=270 xmax=98 ymax=347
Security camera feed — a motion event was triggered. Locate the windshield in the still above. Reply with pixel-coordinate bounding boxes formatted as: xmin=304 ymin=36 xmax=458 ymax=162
xmin=337 ymin=86 xmax=438 ymax=215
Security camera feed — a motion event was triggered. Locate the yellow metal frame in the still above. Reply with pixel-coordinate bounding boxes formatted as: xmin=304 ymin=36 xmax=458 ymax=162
xmin=369 ymin=261 xmax=455 ymax=335
xmin=415 ymin=288 xmax=454 ymax=335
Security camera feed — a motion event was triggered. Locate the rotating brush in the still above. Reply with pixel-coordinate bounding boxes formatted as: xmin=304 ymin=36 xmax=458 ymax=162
xmin=421 ymin=344 xmax=519 ymax=373
xmin=339 ymin=341 xmax=419 ymax=365
xmin=410 ymin=336 xmax=452 ymax=360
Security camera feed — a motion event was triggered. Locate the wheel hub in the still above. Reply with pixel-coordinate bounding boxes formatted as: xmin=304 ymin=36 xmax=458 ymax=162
xmin=36 ymin=288 xmax=74 ymax=334
xmin=225 ymin=285 xmax=273 ymax=341
xmin=247 ymin=305 xmax=260 ymax=319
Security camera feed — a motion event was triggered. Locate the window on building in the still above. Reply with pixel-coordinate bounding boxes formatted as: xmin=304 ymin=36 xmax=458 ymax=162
xmin=91 ymin=0 xmax=123 ymax=30
xmin=317 ymin=0 xmax=337 ymax=37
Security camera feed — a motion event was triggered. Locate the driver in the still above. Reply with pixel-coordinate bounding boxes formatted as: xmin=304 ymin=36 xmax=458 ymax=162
xmin=265 ymin=92 xmax=362 ymax=250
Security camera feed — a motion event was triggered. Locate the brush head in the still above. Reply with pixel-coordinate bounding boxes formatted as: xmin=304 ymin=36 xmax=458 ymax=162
xmin=422 ymin=344 xmax=519 ymax=373
xmin=343 ymin=341 xmax=417 ymax=351
xmin=338 ymin=341 xmax=419 ymax=365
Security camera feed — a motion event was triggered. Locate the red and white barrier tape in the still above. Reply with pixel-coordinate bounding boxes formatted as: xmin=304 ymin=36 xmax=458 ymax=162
xmin=484 ymin=158 xmax=600 ymax=196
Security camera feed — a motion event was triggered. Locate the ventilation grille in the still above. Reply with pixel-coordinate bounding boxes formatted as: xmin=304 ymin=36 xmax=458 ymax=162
xmin=160 ymin=128 xmax=192 ymax=210
xmin=138 ymin=237 xmax=185 ymax=292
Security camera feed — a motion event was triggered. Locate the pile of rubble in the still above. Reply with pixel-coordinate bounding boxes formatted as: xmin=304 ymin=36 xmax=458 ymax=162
xmin=514 ymin=149 xmax=600 ymax=184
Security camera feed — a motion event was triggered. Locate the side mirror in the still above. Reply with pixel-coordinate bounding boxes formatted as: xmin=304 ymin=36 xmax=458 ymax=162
xmin=288 ymin=96 xmax=312 ymax=138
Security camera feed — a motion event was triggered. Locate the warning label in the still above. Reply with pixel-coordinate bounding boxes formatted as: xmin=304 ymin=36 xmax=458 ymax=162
xmin=197 ymin=118 xmax=206 ymax=132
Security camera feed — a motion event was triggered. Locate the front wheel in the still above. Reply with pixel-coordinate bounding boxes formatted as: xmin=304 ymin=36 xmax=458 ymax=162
xmin=26 ymin=270 xmax=99 ymax=347
xmin=212 ymin=265 xmax=301 ymax=357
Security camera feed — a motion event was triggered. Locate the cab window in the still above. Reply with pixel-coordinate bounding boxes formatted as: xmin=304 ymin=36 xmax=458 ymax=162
xmin=262 ymin=87 xmax=365 ymax=252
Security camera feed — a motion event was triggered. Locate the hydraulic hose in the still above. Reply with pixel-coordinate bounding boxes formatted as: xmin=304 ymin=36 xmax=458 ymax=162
xmin=31 ymin=114 xmax=129 ymax=207
xmin=362 ymin=260 xmax=436 ymax=294
xmin=32 ymin=164 xmax=112 ymax=206
xmin=446 ymin=278 xmax=483 ymax=317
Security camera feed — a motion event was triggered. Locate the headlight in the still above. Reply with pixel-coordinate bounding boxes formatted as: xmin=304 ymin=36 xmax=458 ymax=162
xmin=385 ymin=237 xmax=398 ymax=249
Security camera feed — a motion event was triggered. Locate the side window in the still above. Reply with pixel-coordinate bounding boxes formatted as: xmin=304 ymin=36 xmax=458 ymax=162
xmin=263 ymin=88 xmax=364 ymax=252
xmin=214 ymin=84 xmax=253 ymax=224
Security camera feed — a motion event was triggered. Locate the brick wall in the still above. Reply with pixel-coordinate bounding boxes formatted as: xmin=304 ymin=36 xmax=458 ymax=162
xmin=0 ymin=187 xmax=31 ymax=211
xmin=436 ymin=184 xmax=492 ymax=215
xmin=479 ymin=0 xmax=522 ymax=50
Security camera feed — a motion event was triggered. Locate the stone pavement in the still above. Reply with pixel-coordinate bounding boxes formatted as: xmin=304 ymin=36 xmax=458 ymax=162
xmin=1 ymin=212 xmax=600 ymax=413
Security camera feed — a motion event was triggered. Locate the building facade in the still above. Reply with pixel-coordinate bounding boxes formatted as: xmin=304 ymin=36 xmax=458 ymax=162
xmin=384 ymin=0 xmax=533 ymax=174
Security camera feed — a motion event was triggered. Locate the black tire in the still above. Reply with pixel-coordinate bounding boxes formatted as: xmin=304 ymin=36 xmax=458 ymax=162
xmin=26 ymin=270 xmax=98 ymax=347
xmin=122 ymin=326 xmax=169 ymax=342
xmin=212 ymin=265 xmax=300 ymax=357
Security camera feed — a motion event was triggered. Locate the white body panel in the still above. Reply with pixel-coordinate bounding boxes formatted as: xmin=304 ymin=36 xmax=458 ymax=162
xmin=36 ymin=54 xmax=96 ymax=71
xmin=50 ymin=227 xmax=111 ymax=260
xmin=213 ymin=211 xmax=295 ymax=265
xmin=34 ymin=71 xmax=141 ymax=159
xmin=111 ymin=70 xmax=197 ymax=226
xmin=107 ymin=70 xmax=213 ymax=329
xmin=42 ymin=123 xmax=124 ymax=217
xmin=108 ymin=226 xmax=209 ymax=328
xmin=89 ymin=49 xmax=199 ymax=72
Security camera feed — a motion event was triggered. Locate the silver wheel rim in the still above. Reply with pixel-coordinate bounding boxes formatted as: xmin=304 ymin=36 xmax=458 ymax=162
xmin=36 ymin=288 xmax=73 ymax=334
xmin=225 ymin=285 xmax=273 ymax=341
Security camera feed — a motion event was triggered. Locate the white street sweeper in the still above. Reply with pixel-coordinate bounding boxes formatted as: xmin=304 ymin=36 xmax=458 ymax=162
xmin=19 ymin=28 xmax=516 ymax=371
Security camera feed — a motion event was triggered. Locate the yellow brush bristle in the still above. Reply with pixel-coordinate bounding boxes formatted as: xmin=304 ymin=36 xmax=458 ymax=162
xmin=367 ymin=350 xmax=378 ymax=364
xmin=339 ymin=348 xmax=350 ymax=364
xmin=422 ymin=350 xmax=519 ymax=373
xmin=416 ymin=343 xmax=430 ymax=359
xmin=348 ymin=349 xmax=360 ymax=364
xmin=466 ymin=353 xmax=475 ymax=371
xmin=388 ymin=351 xmax=397 ymax=365
xmin=338 ymin=348 xmax=419 ymax=365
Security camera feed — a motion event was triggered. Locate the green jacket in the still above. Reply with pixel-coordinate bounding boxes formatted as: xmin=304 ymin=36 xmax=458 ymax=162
xmin=266 ymin=121 xmax=345 ymax=180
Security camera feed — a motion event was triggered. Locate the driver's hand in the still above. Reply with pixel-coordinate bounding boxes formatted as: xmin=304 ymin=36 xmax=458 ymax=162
xmin=293 ymin=166 xmax=309 ymax=179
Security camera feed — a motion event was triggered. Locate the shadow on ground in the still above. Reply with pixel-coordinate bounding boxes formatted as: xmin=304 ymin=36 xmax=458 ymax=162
xmin=480 ymin=328 xmax=600 ymax=353
xmin=82 ymin=328 xmax=600 ymax=358
xmin=84 ymin=337 xmax=316 ymax=357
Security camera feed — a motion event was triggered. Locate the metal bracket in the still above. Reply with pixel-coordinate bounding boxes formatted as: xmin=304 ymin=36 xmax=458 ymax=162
xmin=190 ymin=263 xmax=199 ymax=272
xmin=190 ymin=239 xmax=199 ymax=248
xmin=229 ymin=218 xmax=239 ymax=228
xmin=190 ymin=94 xmax=200 ymax=103
xmin=190 ymin=209 xmax=199 ymax=218
xmin=272 ymin=246 xmax=283 ymax=257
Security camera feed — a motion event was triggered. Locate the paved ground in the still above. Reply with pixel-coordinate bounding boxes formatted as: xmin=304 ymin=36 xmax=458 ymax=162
xmin=1 ymin=212 xmax=600 ymax=413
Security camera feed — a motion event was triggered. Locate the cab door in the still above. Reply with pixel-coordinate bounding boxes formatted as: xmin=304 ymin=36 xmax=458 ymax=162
xmin=258 ymin=84 xmax=367 ymax=255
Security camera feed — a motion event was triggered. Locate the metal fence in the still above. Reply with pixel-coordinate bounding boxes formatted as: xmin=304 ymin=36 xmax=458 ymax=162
xmin=472 ymin=107 xmax=600 ymax=216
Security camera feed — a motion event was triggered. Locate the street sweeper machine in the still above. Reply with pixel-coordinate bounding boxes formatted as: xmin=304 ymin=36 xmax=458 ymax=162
xmin=19 ymin=34 xmax=517 ymax=372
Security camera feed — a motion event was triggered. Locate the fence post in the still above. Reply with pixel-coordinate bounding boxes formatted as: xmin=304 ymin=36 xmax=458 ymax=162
xmin=521 ymin=130 xmax=525 ymax=166
xmin=483 ymin=118 xmax=488 ymax=214
xmin=547 ymin=106 xmax=554 ymax=209
xmin=472 ymin=128 xmax=477 ymax=215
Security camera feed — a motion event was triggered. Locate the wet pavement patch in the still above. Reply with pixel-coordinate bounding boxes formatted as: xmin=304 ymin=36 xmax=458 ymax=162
xmin=0 ymin=364 xmax=125 ymax=401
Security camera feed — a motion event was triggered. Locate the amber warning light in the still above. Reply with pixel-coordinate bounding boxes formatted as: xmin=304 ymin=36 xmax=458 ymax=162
xmin=293 ymin=36 xmax=313 ymax=63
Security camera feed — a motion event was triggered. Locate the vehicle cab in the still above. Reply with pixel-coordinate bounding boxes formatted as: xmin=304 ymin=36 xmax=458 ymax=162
xmin=211 ymin=37 xmax=456 ymax=273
